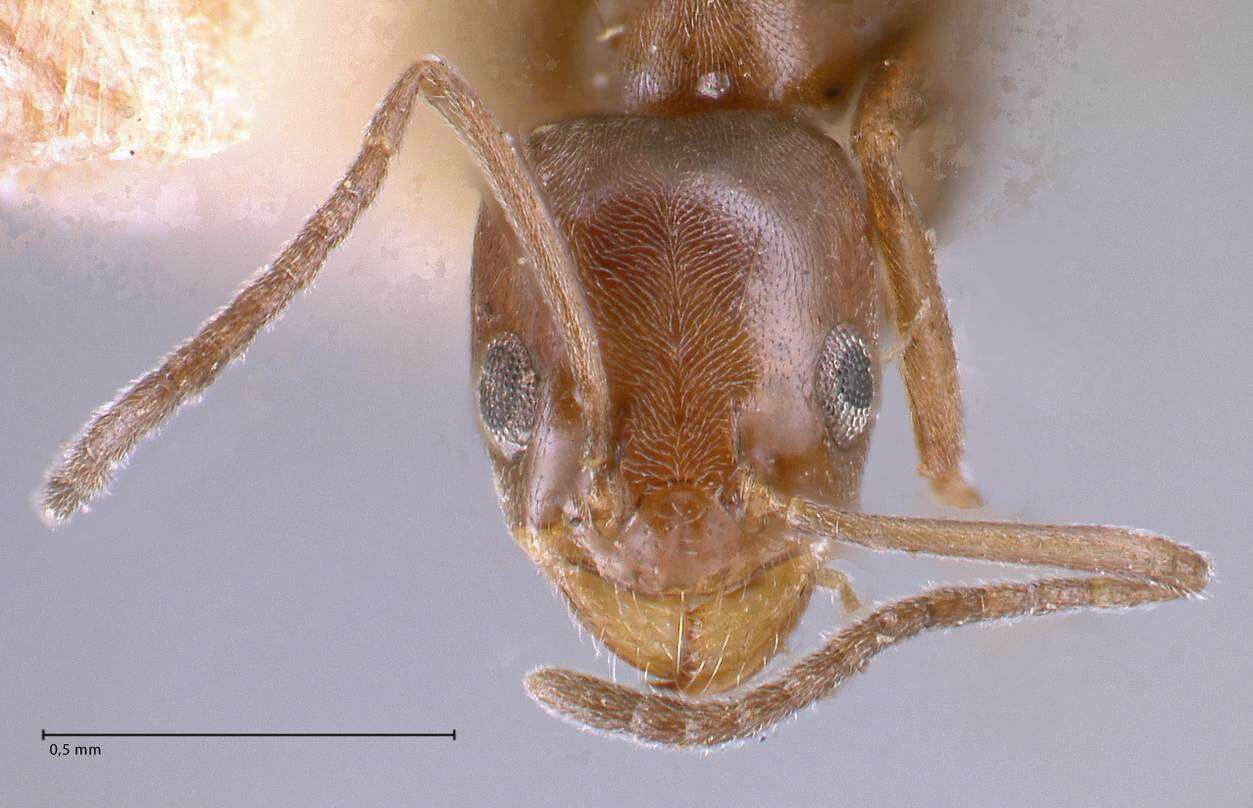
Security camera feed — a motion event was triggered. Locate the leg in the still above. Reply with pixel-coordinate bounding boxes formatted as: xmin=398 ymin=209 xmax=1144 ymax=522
xmin=528 ymin=576 xmax=1183 ymax=747
xmin=42 ymin=57 xmax=610 ymax=524
xmin=853 ymin=38 xmax=979 ymax=507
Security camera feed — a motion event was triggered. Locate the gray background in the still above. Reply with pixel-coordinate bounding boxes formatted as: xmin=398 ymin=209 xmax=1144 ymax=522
xmin=3 ymin=1 xmax=1251 ymax=805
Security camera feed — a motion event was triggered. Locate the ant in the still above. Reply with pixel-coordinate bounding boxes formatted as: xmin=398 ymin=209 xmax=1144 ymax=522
xmin=41 ymin=0 xmax=1210 ymax=747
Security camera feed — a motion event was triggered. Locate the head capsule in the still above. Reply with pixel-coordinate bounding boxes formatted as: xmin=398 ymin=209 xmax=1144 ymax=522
xmin=471 ymin=66 xmax=880 ymax=693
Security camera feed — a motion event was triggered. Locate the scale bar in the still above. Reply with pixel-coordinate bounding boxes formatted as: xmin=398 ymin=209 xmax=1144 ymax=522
xmin=43 ymin=730 xmax=455 ymax=739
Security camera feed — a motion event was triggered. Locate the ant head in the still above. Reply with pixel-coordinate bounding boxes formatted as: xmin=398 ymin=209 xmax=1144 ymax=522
xmin=471 ymin=109 xmax=881 ymax=690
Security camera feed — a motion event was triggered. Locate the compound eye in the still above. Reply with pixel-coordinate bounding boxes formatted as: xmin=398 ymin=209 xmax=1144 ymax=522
xmin=816 ymin=325 xmax=875 ymax=447
xmin=478 ymin=332 xmax=540 ymax=454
